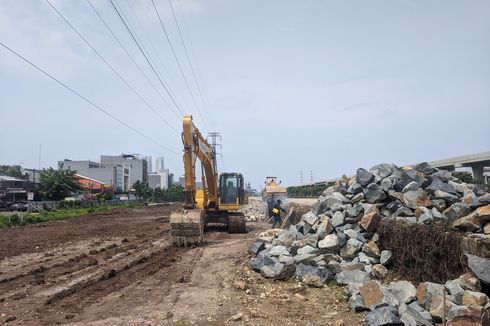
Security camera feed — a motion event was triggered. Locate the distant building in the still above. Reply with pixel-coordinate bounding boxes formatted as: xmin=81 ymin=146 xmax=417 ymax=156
xmin=155 ymin=156 xmax=165 ymax=172
xmin=168 ymin=173 xmax=174 ymax=186
xmin=148 ymin=169 xmax=170 ymax=189
xmin=74 ymin=174 xmax=111 ymax=200
xmin=59 ymin=160 xmax=125 ymax=192
xmin=0 ymin=175 xmax=28 ymax=202
xmin=143 ymin=155 xmax=153 ymax=173
xmin=100 ymin=154 xmax=148 ymax=189
xmin=178 ymin=175 xmax=185 ymax=187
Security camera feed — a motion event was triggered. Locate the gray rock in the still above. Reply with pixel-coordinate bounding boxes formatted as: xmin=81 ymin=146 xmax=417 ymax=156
xmin=427 ymin=177 xmax=458 ymax=195
xmin=431 ymin=199 xmax=447 ymax=211
xmin=346 ymin=203 xmax=364 ymax=219
xmin=380 ymin=177 xmax=396 ymax=193
xmin=311 ymin=199 xmax=328 ymax=215
xmin=445 ymin=279 xmax=464 ymax=305
xmin=357 ymin=168 xmax=375 ymax=187
xmin=370 ymin=163 xmax=394 ymax=179
xmin=278 ymin=254 xmax=294 ymax=265
xmin=388 ymin=281 xmax=417 ymax=304
xmin=248 ymin=241 xmax=266 ymax=255
xmin=380 ymin=250 xmax=392 ymax=265
xmin=466 ymin=254 xmax=490 ymax=285
xmin=442 ymin=203 xmax=470 ymax=222
xmin=297 ymin=245 xmax=318 ymax=256
xmin=431 ymin=170 xmax=452 ymax=182
xmin=406 ymin=302 xmax=433 ymax=326
xmin=352 ymin=192 xmax=365 ymax=203
xmin=414 ymin=162 xmax=437 ymax=175
xmin=260 ymin=261 xmax=296 ymax=280
xmin=396 ymin=206 xmax=414 ymax=217
xmin=318 ymin=234 xmax=340 ymax=253
xmin=295 ymin=263 xmax=333 ymax=282
xmin=403 ymin=189 xmax=430 ymax=209
xmin=327 ymin=260 xmax=342 ymax=274
xmin=340 ymin=238 xmax=363 ymax=259
xmin=249 ymin=255 xmax=276 ymax=271
xmin=402 ymin=181 xmax=420 ymax=193
xmin=302 ymin=211 xmax=319 ymax=226
xmin=365 ymin=306 xmax=402 ymax=326
xmin=337 ymin=232 xmax=347 ymax=248
xmin=359 ymin=252 xmax=378 ymax=265
xmin=335 ymin=223 xmax=354 ymax=233
xmin=294 ymin=252 xmax=317 ymax=265
xmin=336 ymin=269 xmax=371 ymax=286
xmin=344 ymin=229 xmax=358 ymax=239
xmin=270 ymin=245 xmax=289 ymax=257
xmin=416 ymin=282 xmax=445 ymax=309
xmin=349 ymin=292 xmax=367 ymax=311
xmin=434 ymin=190 xmax=459 ymax=205
xmin=274 ymin=230 xmax=295 ymax=247
xmin=478 ymin=193 xmax=490 ymax=205
xmin=392 ymin=167 xmax=413 ymax=192
xmin=348 ymin=182 xmax=363 ymax=195
xmin=331 ymin=211 xmax=346 ymax=228
xmin=364 ymin=183 xmax=387 ymax=203
xmin=325 ymin=192 xmax=350 ymax=208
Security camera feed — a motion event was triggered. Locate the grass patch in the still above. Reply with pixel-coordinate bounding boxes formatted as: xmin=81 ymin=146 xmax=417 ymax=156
xmin=0 ymin=203 xmax=142 ymax=229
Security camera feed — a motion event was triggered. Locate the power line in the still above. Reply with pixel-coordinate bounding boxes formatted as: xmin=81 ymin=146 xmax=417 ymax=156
xmin=85 ymin=0 xmax=180 ymax=120
xmin=0 ymin=41 xmax=179 ymax=155
xmin=169 ymin=0 xmax=215 ymax=130
xmin=107 ymin=0 xmax=185 ymax=117
xmin=150 ymin=0 xmax=208 ymax=131
xmin=45 ymin=0 xmax=179 ymax=134
xmin=120 ymin=0 xmax=186 ymax=115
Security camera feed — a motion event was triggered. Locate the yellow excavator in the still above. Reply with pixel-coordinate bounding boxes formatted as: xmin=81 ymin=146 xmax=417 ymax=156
xmin=170 ymin=115 xmax=248 ymax=246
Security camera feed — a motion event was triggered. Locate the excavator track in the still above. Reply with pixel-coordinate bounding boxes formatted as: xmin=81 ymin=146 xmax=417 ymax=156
xmin=170 ymin=209 xmax=204 ymax=246
xmin=227 ymin=212 xmax=246 ymax=233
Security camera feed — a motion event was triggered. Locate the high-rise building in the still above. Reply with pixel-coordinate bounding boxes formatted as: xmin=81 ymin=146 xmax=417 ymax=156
xmin=148 ymin=169 xmax=170 ymax=189
xmin=155 ymin=156 xmax=165 ymax=172
xmin=143 ymin=155 xmax=153 ymax=173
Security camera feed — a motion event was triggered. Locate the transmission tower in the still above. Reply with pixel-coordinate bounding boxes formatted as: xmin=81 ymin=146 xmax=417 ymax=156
xmin=207 ymin=132 xmax=222 ymax=169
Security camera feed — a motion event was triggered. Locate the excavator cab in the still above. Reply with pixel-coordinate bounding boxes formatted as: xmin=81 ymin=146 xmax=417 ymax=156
xmin=219 ymin=173 xmax=246 ymax=208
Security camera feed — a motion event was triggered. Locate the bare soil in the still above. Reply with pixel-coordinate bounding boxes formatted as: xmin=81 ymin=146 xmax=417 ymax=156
xmin=0 ymin=205 xmax=364 ymax=325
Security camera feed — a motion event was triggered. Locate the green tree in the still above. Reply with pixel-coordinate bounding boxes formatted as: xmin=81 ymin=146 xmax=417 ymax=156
xmin=165 ymin=184 xmax=185 ymax=202
xmin=132 ymin=181 xmax=154 ymax=201
xmin=40 ymin=168 xmax=83 ymax=200
xmin=0 ymin=165 xmax=27 ymax=179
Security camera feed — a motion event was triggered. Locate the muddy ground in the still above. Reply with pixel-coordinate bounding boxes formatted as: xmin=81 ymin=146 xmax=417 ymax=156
xmin=0 ymin=204 xmax=364 ymax=325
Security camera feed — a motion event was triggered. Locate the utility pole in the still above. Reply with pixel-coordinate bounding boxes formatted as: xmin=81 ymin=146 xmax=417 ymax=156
xmin=310 ymin=170 xmax=313 ymax=182
xmin=207 ymin=132 xmax=222 ymax=169
xmin=300 ymin=171 xmax=303 ymax=185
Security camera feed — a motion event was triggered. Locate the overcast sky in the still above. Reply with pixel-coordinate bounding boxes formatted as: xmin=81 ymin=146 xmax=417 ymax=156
xmin=1 ymin=0 xmax=489 ymax=190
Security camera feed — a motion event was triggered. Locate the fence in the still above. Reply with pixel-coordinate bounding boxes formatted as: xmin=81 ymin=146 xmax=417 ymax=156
xmin=27 ymin=199 xmax=139 ymax=212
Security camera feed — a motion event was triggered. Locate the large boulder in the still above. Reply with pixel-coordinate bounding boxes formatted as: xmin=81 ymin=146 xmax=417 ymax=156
xmin=270 ymin=245 xmax=289 ymax=257
xmin=459 ymin=272 xmax=481 ymax=292
xmin=403 ymin=189 xmax=431 ymax=209
xmin=365 ymin=306 xmax=402 ymax=326
xmin=414 ymin=162 xmax=437 ymax=175
xmin=274 ymin=230 xmax=295 ymax=247
xmin=302 ymin=211 xmax=319 ymax=226
xmin=466 ymin=254 xmax=490 ymax=285
xmin=295 ymin=263 xmax=333 ymax=283
xmin=249 ymin=255 xmax=276 ymax=271
xmin=336 ymin=269 xmax=371 ymax=286
xmin=434 ymin=190 xmax=459 ymax=205
xmin=357 ymin=168 xmax=375 ymax=187
xmin=340 ymin=238 xmax=363 ymax=259
xmin=364 ymin=183 xmax=387 ymax=204
xmin=360 ymin=206 xmax=381 ymax=233
xmin=426 ymin=177 xmax=458 ymax=195
xmin=363 ymin=241 xmax=381 ymax=258
xmin=248 ymin=241 xmax=266 ymax=255
xmin=445 ymin=279 xmax=465 ymax=305
xmin=370 ymin=163 xmax=393 ymax=179
xmin=416 ymin=282 xmax=445 ymax=309
xmin=316 ymin=216 xmax=334 ymax=239
xmin=388 ymin=280 xmax=417 ymax=304
xmin=404 ymin=302 xmax=433 ymax=326
xmin=260 ymin=261 xmax=296 ymax=280
xmin=359 ymin=281 xmax=399 ymax=311
xmin=318 ymin=234 xmax=340 ymax=253
xmin=443 ymin=203 xmax=470 ymax=222
xmin=462 ymin=290 xmax=489 ymax=307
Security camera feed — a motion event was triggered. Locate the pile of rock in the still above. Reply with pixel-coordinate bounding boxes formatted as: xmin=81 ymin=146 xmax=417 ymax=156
xmin=240 ymin=198 xmax=268 ymax=222
xmin=248 ymin=162 xmax=490 ymax=325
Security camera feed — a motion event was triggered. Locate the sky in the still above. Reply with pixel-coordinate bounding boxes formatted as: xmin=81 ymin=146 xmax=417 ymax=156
xmin=1 ymin=0 xmax=489 ymax=190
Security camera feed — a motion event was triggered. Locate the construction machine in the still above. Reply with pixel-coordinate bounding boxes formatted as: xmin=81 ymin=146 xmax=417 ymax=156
xmin=262 ymin=176 xmax=287 ymax=203
xmin=170 ymin=115 xmax=248 ymax=246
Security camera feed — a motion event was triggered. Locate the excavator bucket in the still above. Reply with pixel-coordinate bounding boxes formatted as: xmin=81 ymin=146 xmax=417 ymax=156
xmin=227 ymin=212 xmax=247 ymax=233
xmin=170 ymin=209 xmax=204 ymax=246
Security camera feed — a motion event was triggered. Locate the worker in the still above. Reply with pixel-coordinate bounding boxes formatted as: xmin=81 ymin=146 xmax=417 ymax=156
xmin=266 ymin=195 xmax=275 ymax=223
xmin=272 ymin=199 xmax=286 ymax=228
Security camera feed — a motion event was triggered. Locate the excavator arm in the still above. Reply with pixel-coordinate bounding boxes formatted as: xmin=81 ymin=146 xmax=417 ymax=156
xmin=182 ymin=115 xmax=218 ymax=210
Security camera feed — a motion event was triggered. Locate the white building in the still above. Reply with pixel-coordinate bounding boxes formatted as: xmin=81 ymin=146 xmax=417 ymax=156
xmin=155 ymin=156 xmax=165 ymax=172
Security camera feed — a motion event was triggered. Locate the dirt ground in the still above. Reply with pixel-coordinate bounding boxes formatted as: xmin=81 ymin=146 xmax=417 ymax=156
xmin=0 ymin=204 xmax=364 ymax=325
